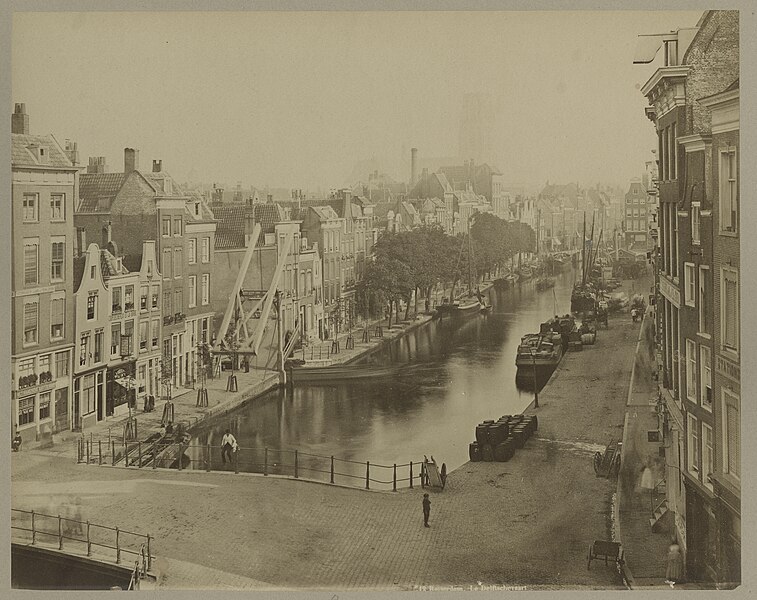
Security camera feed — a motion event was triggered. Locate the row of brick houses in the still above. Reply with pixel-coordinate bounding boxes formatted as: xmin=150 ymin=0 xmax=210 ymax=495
xmin=637 ymin=9 xmax=739 ymax=586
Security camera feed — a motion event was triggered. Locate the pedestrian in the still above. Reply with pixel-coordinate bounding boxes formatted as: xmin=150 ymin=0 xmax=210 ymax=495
xmin=11 ymin=430 xmax=22 ymax=452
xmin=640 ymin=464 xmax=654 ymax=509
xmin=422 ymin=493 xmax=431 ymax=528
xmin=665 ymin=539 xmax=683 ymax=587
xmin=221 ymin=429 xmax=237 ymax=464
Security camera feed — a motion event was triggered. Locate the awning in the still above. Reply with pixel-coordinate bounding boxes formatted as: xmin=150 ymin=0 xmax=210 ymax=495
xmin=633 ymin=34 xmax=663 ymax=64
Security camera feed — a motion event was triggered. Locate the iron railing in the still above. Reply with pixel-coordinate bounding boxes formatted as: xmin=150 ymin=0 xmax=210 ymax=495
xmin=11 ymin=508 xmax=152 ymax=572
xmin=77 ymin=438 xmax=428 ymax=492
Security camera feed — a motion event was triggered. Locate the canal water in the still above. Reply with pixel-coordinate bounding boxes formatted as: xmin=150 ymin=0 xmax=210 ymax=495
xmin=189 ymin=268 xmax=578 ymax=483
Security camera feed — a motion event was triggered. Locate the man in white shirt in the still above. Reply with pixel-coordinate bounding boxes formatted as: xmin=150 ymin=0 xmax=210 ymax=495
xmin=221 ymin=429 xmax=237 ymax=464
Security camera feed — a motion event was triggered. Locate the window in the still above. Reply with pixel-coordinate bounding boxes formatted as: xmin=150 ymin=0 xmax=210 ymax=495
xmin=151 ymin=286 xmax=159 ymax=309
xmin=163 ymin=291 xmax=171 ymax=316
xmin=22 ymin=194 xmax=38 ymax=222
xmin=201 ymin=318 xmax=209 ymax=344
xmin=162 ymin=249 xmax=172 ymax=279
xmin=174 ymin=247 xmax=183 ymax=278
xmin=687 ymin=414 xmax=699 ymax=474
xmin=24 ymin=241 xmax=38 ymax=285
xmin=723 ymin=391 xmax=740 ymax=479
xmin=720 ymin=148 xmax=738 ymax=233
xmin=79 ymin=332 xmax=90 ymax=366
xmin=188 ymin=276 xmax=197 ymax=308
xmin=124 ymin=286 xmax=134 ymax=311
xmin=139 ymin=321 xmax=148 ymax=350
xmin=50 ymin=297 xmax=64 ymax=339
xmin=18 ymin=396 xmax=35 ymax=425
xmin=174 ymin=289 xmax=183 ymax=315
xmin=39 ymin=392 xmax=51 ymax=420
xmin=82 ymin=374 xmax=96 ymax=415
xmin=39 ymin=354 xmax=51 ymax=375
xmin=698 ymin=266 xmax=710 ymax=334
xmin=685 ymin=339 xmax=696 ymax=401
xmin=50 ymin=194 xmax=65 ymax=221
xmin=702 ymin=423 xmax=713 ymax=487
xmin=202 ymin=237 xmax=210 ymax=263
xmin=684 ymin=263 xmax=695 ymax=307
xmin=112 ymin=287 xmax=122 ymax=313
xmin=721 ymin=268 xmax=739 ymax=352
xmin=94 ymin=330 xmax=103 ymax=363
xmin=23 ymin=301 xmax=38 ymax=345
xmin=50 ymin=239 xmax=65 ymax=281
xmin=201 ymin=274 xmax=210 ymax=305
xmin=173 ymin=218 xmax=182 ymax=236
xmin=55 ymin=351 xmax=68 ymax=378
xmin=123 ymin=320 xmax=134 ymax=355
xmin=162 ymin=218 xmax=171 ymax=237
xmin=87 ymin=293 xmax=97 ymax=320
xmin=151 ymin=318 xmax=160 ymax=348
xmin=140 ymin=286 xmax=148 ymax=311
xmin=188 ymin=238 xmax=197 ymax=264
xmin=670 ymin=122 xmax=677 ymax=180
xmin=111 ymin=324 xmax=121 ymax=356
xmin=691 ymin=202 xmax=700 ymax=244
xmin=659 ymin=128 xmax=667 ymax=181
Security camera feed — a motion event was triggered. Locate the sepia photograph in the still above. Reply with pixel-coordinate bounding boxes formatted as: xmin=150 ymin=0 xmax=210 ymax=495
xmin=5 ymin=1 xmax=749 ymax=594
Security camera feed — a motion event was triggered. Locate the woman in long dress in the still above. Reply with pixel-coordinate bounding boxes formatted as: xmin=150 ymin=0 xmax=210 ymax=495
xmin=666 ymin=541 xmax=683 ymax=586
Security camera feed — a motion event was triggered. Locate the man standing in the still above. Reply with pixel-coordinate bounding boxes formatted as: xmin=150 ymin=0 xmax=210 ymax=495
xmin=221 ymin=429 xmax=237 ymax=464
xmin=422 ymin=493 xmax=431 ymax=528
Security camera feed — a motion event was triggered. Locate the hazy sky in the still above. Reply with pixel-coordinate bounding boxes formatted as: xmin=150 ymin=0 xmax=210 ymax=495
xmin=12 ymin=10 xmax=702 ymax=191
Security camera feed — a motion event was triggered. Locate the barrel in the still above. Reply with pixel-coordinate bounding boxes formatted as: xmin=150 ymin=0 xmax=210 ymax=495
xmin=512 ymin=428 xmax=527 ymax=448
xmin=482 ymin=420 xmax=495 ymax=425
xmin=469 ymin=442 xmax=482 ymax=462
xmin=487 ymin=423 xmax=506 ymax=446
xmin=494 ymin=442 xmax=513 ymax=462
xmin=475 ymin=424 xmax=489 ymax=444
xmin=481 ymin=444 xmax=494 ymax=462
xmin=499 ymin=415 xmax=512 ymax=422
xmin=527 ymin=415 xmax=538 ymax=431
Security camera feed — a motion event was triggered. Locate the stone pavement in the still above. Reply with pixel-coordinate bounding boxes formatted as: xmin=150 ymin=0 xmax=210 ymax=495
xmin=616 ymin=308 xmax=674 ymax=589
xmin=11 ymin=283 xmax=640 ymax=590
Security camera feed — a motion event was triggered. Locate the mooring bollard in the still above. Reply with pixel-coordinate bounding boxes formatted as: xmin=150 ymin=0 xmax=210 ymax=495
xmin=330 ymin=456 xmax=335 ymax=484
xmin=409 ymin=461 xmax=414 ymax=489
xmin=294 ymin=450 xmax=299 ymax=479
xmin=366 ymin=461 xmax=370 ymax=489
xmin=393 ymin=463 xmax=397 ymax=491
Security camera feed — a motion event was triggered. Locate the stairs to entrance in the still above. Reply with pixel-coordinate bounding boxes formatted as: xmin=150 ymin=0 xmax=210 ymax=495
xmin=649 ymin=497 xmax=669 ymax=531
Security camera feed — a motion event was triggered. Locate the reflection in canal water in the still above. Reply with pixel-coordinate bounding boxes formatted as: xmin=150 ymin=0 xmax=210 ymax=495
xmin=190 ymin=269 xmax=577 ymax=475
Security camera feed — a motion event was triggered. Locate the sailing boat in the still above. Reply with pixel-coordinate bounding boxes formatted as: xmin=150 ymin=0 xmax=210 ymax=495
xmin=438 ymin=227 xmax=487 ymax=317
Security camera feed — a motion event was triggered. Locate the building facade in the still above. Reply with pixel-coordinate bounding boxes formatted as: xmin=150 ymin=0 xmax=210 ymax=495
xmin=11 ymin=104 xmax=78 ymax=438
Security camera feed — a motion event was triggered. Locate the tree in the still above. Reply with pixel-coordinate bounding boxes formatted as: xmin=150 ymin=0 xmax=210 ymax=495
xmin=359 ymin=255 xmax=414 ymax=327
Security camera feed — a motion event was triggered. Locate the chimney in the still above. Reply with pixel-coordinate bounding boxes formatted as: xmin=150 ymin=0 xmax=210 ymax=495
xmin=244 ymin=212 xmax=255 ymax=246
xmin=11 ymin=103 xmax=29 ymax=134
xmin=124 ymin=148 xmax=139 ymax=173
xmin=87 ymin=156 xmax=108 ymax=174
xmin=64 ymin=140 xmax=79 ymax=165
xmin=102 ymin=221 xmax=112 ymax=247
xmin=267 ymin=194 xmax=273 ymax=203
xmin=75 ymin=227 xmax=87 ymax=258
xmin=152 ymin=159 xmax=162 ymax=173
xmin=410 ymin=148 xmax=418 ymax=187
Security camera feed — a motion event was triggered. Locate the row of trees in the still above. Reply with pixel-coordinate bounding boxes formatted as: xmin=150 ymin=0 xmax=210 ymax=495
xmin=356 ymin=214 xmax=535 ymax=326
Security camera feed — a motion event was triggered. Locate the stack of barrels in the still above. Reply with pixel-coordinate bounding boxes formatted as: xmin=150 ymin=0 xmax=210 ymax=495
xmin=469 ymin=414 xmax=538 ymax=463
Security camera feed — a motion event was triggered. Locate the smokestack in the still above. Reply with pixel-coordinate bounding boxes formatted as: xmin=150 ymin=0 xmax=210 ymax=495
xmin=87 ymin=157 xmax=108 ymax=174
xmin=124 ymin=148 xmax=139 ymax=173
xmin=152 ymin=160 xmax=162 ymax=173
xmin=64 ymin=140 xmax=79 ymax=165
xmin=11 ymin=103 xmax=29 ymax=134
xmin=410 ymin=148 xmax=418 ymax=187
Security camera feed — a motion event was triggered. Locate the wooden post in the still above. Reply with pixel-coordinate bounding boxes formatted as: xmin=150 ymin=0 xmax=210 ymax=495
xmin=86 ymin=439 xmax=90 ymax=464
xmin=234 ymin=449 xmax=239 ymax=474
xmin=365 ymin=461 xmax=370 ymax=490
xmin=87 ymin=521 xmax=91 ymax=556
xmin=31 ymin=511 xmax=35 ymax=544
xmin=123 ymin=440 xmax=127 ymax=466
xmin=177 ymin=444 xmax=183 ymax=470
xmin=112 ymin=440 xmax=117 ymax=466
xmin=138 ymin=442 xmax=142 ymax=468
xmin=99 ymin=440 xmax=102 ymax=465
xmin=116 ymin=527 xmax=120 ymax=563
xmin=294 ymin=450 xmax=299 ymax=479
xmin=206 ymin=443 xmax=211 ymax=472
xmin=330 ymin=456 xmax=335 ymax=484
xmin=58 ymin=515 xmax=63 ymax=550
xmin=393 ymin=464 xmax=397 ymax=491
xmin=421 ymin=463 xmax=425 ymax=488
xmin=409 ymin=461 xmax=414 ymax=489
xmin=147 ymin=535 xmax=152 ymax=571
xmin=152 ymin=443 xmax=158 ymax=469
xmin=264 ymin=448 xmax=268 ymax=476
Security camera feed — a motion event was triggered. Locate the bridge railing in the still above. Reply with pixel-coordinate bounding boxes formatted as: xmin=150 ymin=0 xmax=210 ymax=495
xmin=77 ymin=437 xmax=429 ymax=492
xmin=11 ymin=508 xmax=152 ymax=572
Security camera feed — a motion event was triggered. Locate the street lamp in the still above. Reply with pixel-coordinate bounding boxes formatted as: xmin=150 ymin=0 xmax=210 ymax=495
xmin=529 ymin=347 xmax=539 ymax=408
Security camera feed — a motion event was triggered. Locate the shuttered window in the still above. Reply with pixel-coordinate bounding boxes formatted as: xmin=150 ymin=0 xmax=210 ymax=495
xmin=725 ymin=399 xmax=740 ymax=479
xmin=24 ymin=242 xmax=38 ymax=285
xmin=722 ymin=269 xmax=739 ymax=352
xmin=23 ymin=302 xmax=38 ymax=345
xmin=720 ymin=149 xmax=738 ymax=233
xmin=50 ymin=297 xmax=64 ymax=339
